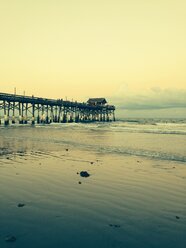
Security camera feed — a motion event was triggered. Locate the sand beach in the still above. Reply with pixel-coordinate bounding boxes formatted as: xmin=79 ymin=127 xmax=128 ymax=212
xmin=0 ymin=120 xmax=186 ymax=248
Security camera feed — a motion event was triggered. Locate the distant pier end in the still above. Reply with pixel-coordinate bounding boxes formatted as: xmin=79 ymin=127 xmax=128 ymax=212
xmin=0 ymin=93 xmax=115 ymax=125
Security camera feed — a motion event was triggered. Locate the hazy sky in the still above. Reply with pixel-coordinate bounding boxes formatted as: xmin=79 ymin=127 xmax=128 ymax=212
xmin=0 ymin=0 xmax=186 ymax=117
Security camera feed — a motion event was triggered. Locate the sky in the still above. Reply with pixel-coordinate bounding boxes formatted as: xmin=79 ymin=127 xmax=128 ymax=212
xmin=0 ymin=0 xmax=186 ymax=118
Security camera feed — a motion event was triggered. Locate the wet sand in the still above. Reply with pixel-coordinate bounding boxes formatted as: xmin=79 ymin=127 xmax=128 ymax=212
xmin=0 ymin=147 xmax=186 ymax=248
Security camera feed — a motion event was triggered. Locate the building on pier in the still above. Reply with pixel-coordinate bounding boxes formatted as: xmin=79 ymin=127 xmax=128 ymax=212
xmin=87 ymin=98 xmax=107 ymax=106
xmin=0 ymin=92 xmax=116 ymax=125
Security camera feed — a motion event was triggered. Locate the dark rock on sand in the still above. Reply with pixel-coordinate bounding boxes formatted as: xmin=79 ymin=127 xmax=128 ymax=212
xmin=17 ymin=203 xmax=25 ymax=208
xmin=114 ymin=225 xmax=121 ymax=228
xmin=90 ymin=162 xmax=94 ymax=165
xmin=5 ymin=236 xmax=16 ymax=242
xmin=66 ymin=149 xmax=69 ymax=151
xmin=176 ymin=216 xmax=180 ymax=219
xmin=109 ymin=224 xmax=121 ymax=228
xmin=78 ymin=181 xmax=82 ymax=184
xmin=80 ymin=171 xmax=90 ymax=177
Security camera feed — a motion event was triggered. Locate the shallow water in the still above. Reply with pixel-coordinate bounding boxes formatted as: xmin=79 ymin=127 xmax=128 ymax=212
xmin=1 ymin=120 xmax=186 ymax=162
xmin=0 ymin=120 xmax=186 ymax=248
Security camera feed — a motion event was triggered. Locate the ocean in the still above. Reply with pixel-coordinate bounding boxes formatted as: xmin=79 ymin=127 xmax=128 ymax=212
xmin=0 ymin=119 xmax=186 ymax=248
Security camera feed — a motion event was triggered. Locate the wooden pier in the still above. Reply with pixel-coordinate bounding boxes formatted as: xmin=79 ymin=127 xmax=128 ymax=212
xmin=0 ymin=92 xmax=115 ymax=125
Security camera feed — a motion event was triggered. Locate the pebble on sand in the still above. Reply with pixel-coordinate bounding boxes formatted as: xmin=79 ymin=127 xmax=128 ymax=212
xmin=80 ymin=171 xmax=90 ymax=177
xmin=109 ymin=224 xmax=121 ymax=228
xmin=176 ymin=216 xmax=180 ymax=219
xmin=90 ymin=162 xmax=94 ymax=165
xmin=66 ymin=149 xmax=69 ymax=151
xmin=78 ymin=181 xmax=82 ymax=184
xmin=17 ymin=203 xmax=25 ymax=208
xmin=5 ymin=236 xmax=16 ymax=242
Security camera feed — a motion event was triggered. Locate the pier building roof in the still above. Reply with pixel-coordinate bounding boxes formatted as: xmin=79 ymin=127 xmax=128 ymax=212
xmin=87 ymin=98 xmax=107 ymax=105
